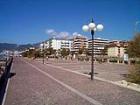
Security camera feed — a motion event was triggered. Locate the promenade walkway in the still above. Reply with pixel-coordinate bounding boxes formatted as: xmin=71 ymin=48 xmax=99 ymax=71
xmin=3 ymin=57 xmax=140 ymax=105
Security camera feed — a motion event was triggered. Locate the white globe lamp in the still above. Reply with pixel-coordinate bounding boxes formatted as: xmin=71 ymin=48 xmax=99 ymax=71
xmin=94 ymin=27 xmax=97 ymax=31
xmin=88 ymin=23 xmax=96 ymax=30
xmin=82 ymin=25 xmax=89 ymax=32
xmin=97 ymin=24 xmax=104 ymax=31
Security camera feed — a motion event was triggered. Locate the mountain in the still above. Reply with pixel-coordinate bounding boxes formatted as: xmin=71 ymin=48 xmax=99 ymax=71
xmin=0 ymin=43 xmax=17 ymax=52
xmin=0 ymin=43 xmax=40 ymax=52
xmin=17 ymin=44 xmax=34 ymax=51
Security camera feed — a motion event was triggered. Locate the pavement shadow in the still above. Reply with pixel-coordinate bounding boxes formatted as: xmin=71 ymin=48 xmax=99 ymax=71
xmin=120 ymin=73 xmax=128 ymax=78
xmin=9 ymin=72 xmax=16 ymax=78
xmin=85 ymin=72 xmax=98 ymax=75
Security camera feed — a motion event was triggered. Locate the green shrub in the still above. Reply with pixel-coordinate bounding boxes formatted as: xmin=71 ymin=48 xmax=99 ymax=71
xmin=78 ymin=57 xmax=84 ymax=61
xmin=96 ymin=58 xmax=102 ymax=63
xmin=109 ymin=58 xmax=117 ymax=63
xmin=136 ymin=61 xmax=140 ymax=64
xmin=85 ymin=57 xmax=89 ymax=61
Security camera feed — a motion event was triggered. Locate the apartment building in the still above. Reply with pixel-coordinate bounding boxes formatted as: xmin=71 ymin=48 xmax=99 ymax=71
xmin=39 ymin=36 xmax=129 ymax=59
xmin=72 ymin=35 xmax=88 ymax=53
xmin=40 ymin=38 xmax=73 ymax=51
xmin=107 ymin=40 xmax=128 ymax=58
xmin=88 ymin=38 xmax=109 ymax=57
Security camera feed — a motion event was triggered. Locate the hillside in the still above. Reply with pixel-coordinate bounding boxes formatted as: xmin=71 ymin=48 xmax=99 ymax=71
xmin=0 ymin=43 xmax=40 ymax=52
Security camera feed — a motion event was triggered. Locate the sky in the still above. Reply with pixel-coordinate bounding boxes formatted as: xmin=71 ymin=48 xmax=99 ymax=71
xmin=0 ymin=0 xmax=140 ymax=44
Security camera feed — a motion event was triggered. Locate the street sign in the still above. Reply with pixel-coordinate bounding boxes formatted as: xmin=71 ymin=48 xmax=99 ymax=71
xmin=124 ymin=54 xmax=128 ymax=61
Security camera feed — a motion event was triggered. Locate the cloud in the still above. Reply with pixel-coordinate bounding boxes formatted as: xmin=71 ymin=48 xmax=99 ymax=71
xmin=72 ymin=32 xmax=78 ymax=36
xmin=46 ymin=29 xmax=57 ymax=36
xmin=72 ymin=32 xmax=87 ymax=38
xmin=58 ymin=32 xmax=69 ymax=39
xmin=46 ymin=29 xmax=70 ymax=39
xmin=46 ymin=29 xmax=88 ymax=39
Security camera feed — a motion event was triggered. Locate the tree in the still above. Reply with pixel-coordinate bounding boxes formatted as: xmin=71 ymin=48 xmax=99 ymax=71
xmin=78 ymin=47 xmax=88 ymax=54
xmin=22 ymin=48 xmax=36 ymax=58
xmin=78 ymin=48 xmax=84 ymax=54
xmin=34 ymin=50 xmax=42 ymax=58
xmin=61 ymin=48 xmax=70 ymax=57
xmin=22 ymin=51 xmax=28 ymax=57
xmin=127 ymin=33 xmax=140 ymax=84
xmin=127 ymin=33 xmax=140 ymax=58
xmin=84 ymin=48 xmax=89 ymax=56
xmin=45 ymin=48 xmax=56 ymax=55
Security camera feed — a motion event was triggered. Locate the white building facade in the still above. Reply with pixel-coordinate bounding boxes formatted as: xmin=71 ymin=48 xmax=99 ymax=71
xmin=40 ymin=38 xmax=73 ymax=51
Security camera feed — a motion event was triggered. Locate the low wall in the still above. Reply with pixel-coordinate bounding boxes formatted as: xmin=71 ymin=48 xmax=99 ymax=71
xmin=0 ymin=57 xmax=13 ymax=105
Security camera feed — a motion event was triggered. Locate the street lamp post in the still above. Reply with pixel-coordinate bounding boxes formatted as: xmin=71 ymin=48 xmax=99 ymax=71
xmin=40 ymin=42 xmax=45 ymax=64
xmin=43 ymin=42 xmax=45 ymax=64
xmin=82 ymin=18 xmax=103 ymax=80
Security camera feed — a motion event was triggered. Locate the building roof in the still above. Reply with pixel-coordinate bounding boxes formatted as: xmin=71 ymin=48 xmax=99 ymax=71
xmin=88 ymin=38 xmax=109 ymax=41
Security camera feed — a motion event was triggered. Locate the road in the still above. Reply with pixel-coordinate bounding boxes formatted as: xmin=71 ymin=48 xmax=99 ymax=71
xmin=4 ymin=57 xmax=140 ymax=105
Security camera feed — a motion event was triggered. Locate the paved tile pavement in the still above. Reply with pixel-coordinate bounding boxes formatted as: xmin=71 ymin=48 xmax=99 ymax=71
xmin=4 ymin=58 xmax=93 ymax=105
xmin=30 ymin=58 xmax=140 ymax=105
xmin=37 ymin=58 xmax=130 ymax=81
xmin=4 ymin=58 xmax=140 ymax=105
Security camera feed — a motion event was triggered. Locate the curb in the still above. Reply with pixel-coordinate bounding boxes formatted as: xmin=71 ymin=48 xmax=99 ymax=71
xmin=115 ymin=80 xmax=140 ymax=92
